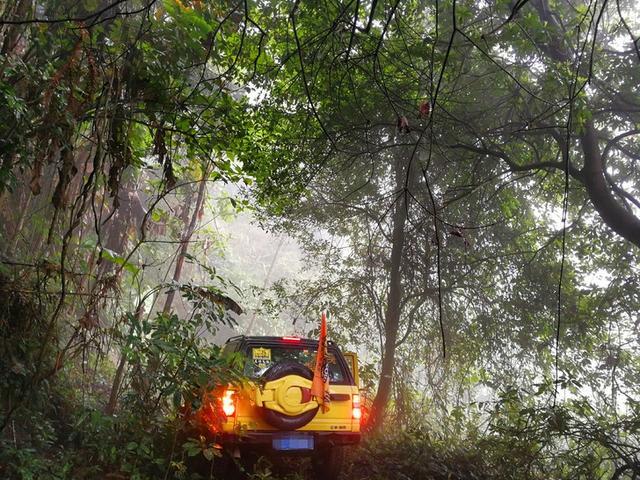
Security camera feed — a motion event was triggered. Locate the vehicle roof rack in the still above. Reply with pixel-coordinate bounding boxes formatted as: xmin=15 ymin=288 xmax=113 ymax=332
xmin=229 ymin=335 xmax=338 ymax=346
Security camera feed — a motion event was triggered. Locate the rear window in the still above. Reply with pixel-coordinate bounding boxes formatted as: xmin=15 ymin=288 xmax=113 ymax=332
xmin=243 ymin=344 xmax=348 ymax=384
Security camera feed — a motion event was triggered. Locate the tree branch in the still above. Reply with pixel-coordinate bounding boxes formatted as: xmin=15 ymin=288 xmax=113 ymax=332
xmin=447 ymin=142 xmax=584 ymax=181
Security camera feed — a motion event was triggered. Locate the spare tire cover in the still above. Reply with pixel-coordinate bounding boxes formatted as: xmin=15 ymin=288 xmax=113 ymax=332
xmin=260 ymin=360 xmax=319 ymax=430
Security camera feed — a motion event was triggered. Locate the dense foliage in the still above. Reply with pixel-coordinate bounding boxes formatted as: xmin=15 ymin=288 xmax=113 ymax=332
xmin=1 ymin=0 xmax=639 ymax=478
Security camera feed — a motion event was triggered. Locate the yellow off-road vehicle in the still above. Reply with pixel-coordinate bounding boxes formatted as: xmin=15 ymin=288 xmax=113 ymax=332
xmin=202 ymin=335 xmax=361 ymax=479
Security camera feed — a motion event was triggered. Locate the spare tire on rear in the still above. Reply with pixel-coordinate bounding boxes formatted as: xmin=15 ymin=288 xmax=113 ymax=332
xmin=260 ymin=360 xmax=319 ymax=430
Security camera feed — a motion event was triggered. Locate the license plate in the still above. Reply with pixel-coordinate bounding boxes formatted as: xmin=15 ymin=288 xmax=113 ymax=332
xmin=272 ymin=434 xmax=314 ymax=451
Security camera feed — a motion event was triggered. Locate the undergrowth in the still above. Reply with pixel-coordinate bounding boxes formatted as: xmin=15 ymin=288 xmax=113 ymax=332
xmin=1 ymin=274 xmax=638 ymax=479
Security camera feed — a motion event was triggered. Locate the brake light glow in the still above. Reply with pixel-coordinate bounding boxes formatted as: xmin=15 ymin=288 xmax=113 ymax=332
xmin=352 ymin=393 xmax=362 ymax=420
xmin=222 ymin=389 xmax=236 ymax=417
xmin=281 ymin=336 xmax=301 ymax=342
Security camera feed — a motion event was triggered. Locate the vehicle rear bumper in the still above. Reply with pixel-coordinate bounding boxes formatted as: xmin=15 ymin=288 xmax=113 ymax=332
xmin=220 ymin=431 xmax=360 ymax=450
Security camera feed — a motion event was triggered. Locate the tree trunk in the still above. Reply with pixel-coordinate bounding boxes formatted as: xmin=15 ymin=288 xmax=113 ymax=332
xmin=162 ymin=177 xmax=207 ymax=314
xmin=580 ymin=122 xmax=640 ymax=249
xmin=244 ymin=236 xmax=285 ymax=333
xmin=105 ymin=352 xmax=127 ymax=416
xmin=105 ymin=304 xmax=145 ymax=415
xmin=531 ymin=0 xmax=640 ymax=249
xmin=368 ymin=150 xmax=410 ymax=431
xmin=99 ymin=182 xmax=135 ymax=272
xmin=134 ymin=177 xmax=207 ymax=398
xmin=0 ymin=0 xmax=30 ymax=59
xmin=6 ymin=185 xmax=32 ymax=256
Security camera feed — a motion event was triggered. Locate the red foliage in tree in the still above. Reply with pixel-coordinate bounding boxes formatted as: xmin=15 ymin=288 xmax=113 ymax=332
xmin=418 ymin=100 xmax=430 ymax=118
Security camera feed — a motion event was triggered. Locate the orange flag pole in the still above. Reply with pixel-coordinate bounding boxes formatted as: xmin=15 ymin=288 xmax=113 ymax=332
xmin=311 ymin=311 xmax=330 ymax=412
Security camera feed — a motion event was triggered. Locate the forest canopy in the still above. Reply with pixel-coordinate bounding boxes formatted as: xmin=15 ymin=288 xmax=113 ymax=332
xmin=1 ymin=0 xmax=639 ymax=479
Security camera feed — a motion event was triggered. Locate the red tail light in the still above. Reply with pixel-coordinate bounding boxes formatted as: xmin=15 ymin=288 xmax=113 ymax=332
xmin=222 ymin=389 xmax=236 ymax=417
xmin=281 ymin=336 xmax=301 ymax=342
xmin=352 ymin=393 xmax=362 ymax=420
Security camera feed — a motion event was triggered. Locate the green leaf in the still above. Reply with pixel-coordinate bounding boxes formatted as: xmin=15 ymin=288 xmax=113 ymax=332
xmin=100 ymin=248 xmax=140 ymax=276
